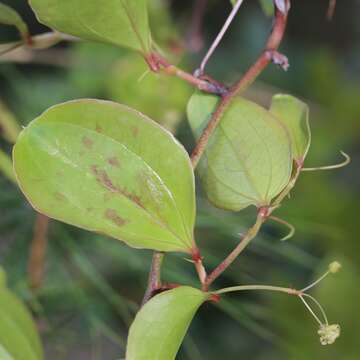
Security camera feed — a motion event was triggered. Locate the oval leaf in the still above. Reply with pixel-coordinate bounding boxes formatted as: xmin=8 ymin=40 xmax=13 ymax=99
xmin=126 ymin=286 xmax=208 ymax=360
xmin=14 ymin=99 xmax=196 ymax=253
xmin=29 ymin=0 xmax=152 ymax=53
xmin=187 ymin=92 xmax=292 ymax=211
xmin=270 ymin=94 xmax=311 ymax=163
xmin=0 ymin=3 xmax=29 ymax=41
xmin=0 ymin=288 xmax=43 ymax=360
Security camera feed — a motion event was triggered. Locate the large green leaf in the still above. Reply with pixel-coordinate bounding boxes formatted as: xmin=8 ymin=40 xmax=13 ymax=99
xmin=0 ymin=3 xmax=29 ymax=41
xmin=13 ymin=99 xmax=196 ymax=253
xmin=0 ymin=288 xmax=43 ymax=360
xmin=126 ymin=286 xmax=208 ymax=360
xmin=29 ymin=0 xmax=152 ymax=53
xmin=270 ymin=94 xmax=311 ymax=163
xmin=187 ymin=92 xmax=292 ymax=211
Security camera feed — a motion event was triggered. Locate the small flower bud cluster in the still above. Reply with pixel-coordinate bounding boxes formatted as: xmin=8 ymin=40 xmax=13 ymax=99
xmin=318 ymin=324 xmax=340 ymax=345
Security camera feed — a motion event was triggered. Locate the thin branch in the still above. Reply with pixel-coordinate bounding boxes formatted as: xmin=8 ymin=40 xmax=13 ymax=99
xmin=204 ymin=210 xmax=266 ymax=289
xmin=141 ymin=252 xmax=165 ymax=305
xmin=0 ymin=31 xmax=78 ymax=58
xmin=190 ymin=4 xmax=289 ymax=167
xmin=145 ymin=53 xmax=228 ymax=95
xmin=198 ymin=0 xmax=245 ymax=75
xmin=28 ymin=213 xmax=50 ymax=291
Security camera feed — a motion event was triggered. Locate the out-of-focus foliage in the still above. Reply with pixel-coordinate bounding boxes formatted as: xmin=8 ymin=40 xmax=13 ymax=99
xmin=107 ymin=53 xmax=191 ymax=132
xmin=0 ymin=267 xmax=43 ymax=360
xmin=0 ymin=0 xmax=359 ymax=359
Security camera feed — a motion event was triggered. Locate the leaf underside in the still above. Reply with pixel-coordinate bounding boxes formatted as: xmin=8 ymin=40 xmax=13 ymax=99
xmin=270 ymin=94 xmax=311 ymax=162
xmin=187 ymin=92 xmax=292 ymax=211
xmin=14 ymin=99 xmax=196 ymax=253
xmin=126 ymin=286 xmax=208 ymax=360
xmin=29 ymin=0 xmax=151 ymax=52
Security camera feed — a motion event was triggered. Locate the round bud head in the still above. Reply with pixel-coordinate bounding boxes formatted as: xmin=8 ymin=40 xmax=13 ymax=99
xmin=329 ymin=261 xmax=342 ymax=274
xmin=318 ymin=324 xmax=340 ymax=345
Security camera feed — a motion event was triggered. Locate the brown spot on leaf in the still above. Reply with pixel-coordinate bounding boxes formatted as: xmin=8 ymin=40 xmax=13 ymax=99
xmin=95 ymin=124 xmax=103 ymax=133
xmin=104 ymin=209 xmax=128 ymax=227
xmin=54 ymin=192 xmax=67 ymax=201
xmin=82 ymin=136 xmax=93 ymax=149
xmin=132 ymin=127 xmax=139 ymax=137
xmin=91 ymin=165 xmax=144 ymax=208
xmin=107 ymin=156 xmax=120 ymax=167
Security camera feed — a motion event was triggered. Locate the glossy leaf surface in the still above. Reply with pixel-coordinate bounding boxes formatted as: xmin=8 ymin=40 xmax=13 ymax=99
xmin=126 ymin=286 xmax=208 ymax=360
xmin=0 ymin=288 xmax=43 ymax=360
xmin=29 ymin=0 xmax=151 ymax=52
xmin=270 ymin=94 xmax=311 ymax=163
xmin=0 ymin=3 xmax=29 ymax=41
xmin=14 ymin=99 xmax=196 ymax=253
xmin=187 ymin=92 xmax=292 ymax=211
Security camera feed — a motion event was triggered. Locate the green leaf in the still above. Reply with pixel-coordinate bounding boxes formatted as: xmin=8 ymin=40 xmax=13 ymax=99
xmin=14 ymin=99 xmax=196 ymax=253
xmin=270 ymin=94 xmax=311 ymax=163
xmin=0 ymin=288 xmax=43 ymax=360
xmin=126 ymin=286 xmax=208 ymax=360
xmin=29 ymin=0 xmax=152 ymax=53
xmin=187 ymin=92 xmax=292 ymax=211
xmin=0 ymin=3 xmax=29 ymax=41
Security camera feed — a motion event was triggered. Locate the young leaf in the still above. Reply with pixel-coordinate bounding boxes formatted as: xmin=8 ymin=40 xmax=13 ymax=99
xmin=270 ymin=94 xmax=310 ymax=163
xmin=0 ymin=3 xmax=29 ymax=42
xmin=187 ymin=92 xmax=292 ymax=211
xmin=0 ymin=288 xmax=43 ymax=360
xmin=13 ymin=99 xmax=196 ymax=253
xmin=126 ymin=286 xmax=208 ymax=360
xmin=29 ymin=0 xmax=152 ymax=53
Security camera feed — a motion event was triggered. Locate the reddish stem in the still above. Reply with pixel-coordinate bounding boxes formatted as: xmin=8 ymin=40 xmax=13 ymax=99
xmin=191 ymin=5 xmax=289 ymax=167
xmin=28 ymin=213 xmax=50 ymax=291
xmin=204 ymin=210 xmax=267 ymax=289
xmin=141 ymin=252 xmax=164 ymax=305
xmin=145 ymin=52 xmax=228 ymax=96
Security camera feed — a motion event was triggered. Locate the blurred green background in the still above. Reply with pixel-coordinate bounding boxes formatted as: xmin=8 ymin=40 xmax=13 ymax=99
xmin=0 ymin=0 xmax=359 ymax=359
